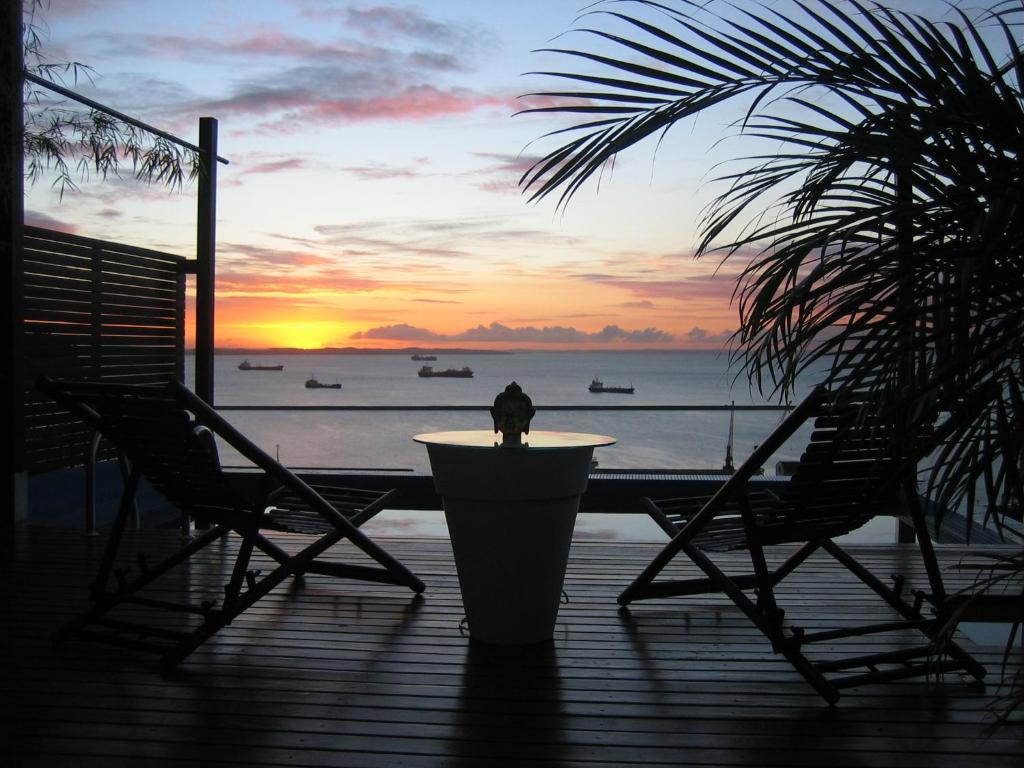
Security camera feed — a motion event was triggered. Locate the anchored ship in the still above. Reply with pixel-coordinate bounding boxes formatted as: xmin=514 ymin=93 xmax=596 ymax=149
xmin=418 ymin=365 xmax=473 ymax=378
xmin=588 ymin=377 xmax=634 ymax=394
xmin=238 ymin=359 xmax=283 ymax=371
xmin=305 ymin=376 xmax=341 ymax=389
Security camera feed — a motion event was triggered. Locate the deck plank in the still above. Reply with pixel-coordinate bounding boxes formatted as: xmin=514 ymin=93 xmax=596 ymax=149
xmin=3 ymin=525 xmax=1021 ymax=767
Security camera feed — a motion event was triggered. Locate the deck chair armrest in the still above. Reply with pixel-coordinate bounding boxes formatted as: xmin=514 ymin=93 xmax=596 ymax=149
xmin=169 ymin=382 xmax=351 ymax=524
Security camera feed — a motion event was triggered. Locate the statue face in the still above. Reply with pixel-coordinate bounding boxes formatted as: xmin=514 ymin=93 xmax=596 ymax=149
xmin=490 ymin=382 xmax=535 ymax=444
xmin=492 ymin=401 xmax=534 ymax=436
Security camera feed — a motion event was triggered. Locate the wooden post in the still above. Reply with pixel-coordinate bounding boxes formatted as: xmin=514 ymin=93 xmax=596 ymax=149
xmin=195 ymin=117 xmax=217 ymax=405
xmin=1 ymin=0 xmax=26 ymax=555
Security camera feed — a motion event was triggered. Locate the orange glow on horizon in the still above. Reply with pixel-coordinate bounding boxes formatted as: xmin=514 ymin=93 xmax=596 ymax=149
xmin=185 ymin=302 xmax=733 ymax=351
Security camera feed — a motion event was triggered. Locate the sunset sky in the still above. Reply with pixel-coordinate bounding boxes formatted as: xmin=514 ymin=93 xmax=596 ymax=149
xmin=22 ymin=0 xmax=952 ymax=350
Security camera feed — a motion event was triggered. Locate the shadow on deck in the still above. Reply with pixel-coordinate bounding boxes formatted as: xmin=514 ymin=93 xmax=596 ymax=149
xmin=2 ymin=525 xmax=1021 ymax=766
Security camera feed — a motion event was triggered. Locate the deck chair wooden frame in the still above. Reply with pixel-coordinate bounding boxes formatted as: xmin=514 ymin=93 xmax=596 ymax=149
xmin=619 ymin=385 xmax=986 ymax=704
xmin=38 ymin=376 xmax=425 ymax=670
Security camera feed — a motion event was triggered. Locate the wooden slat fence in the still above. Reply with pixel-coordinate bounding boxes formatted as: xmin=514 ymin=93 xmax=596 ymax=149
xmin=21 ymin=226 xmax=187 ymax=472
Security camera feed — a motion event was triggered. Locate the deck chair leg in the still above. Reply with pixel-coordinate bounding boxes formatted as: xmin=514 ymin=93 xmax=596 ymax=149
xmin=819 ymin=539 xmax=918 ymax=618
xmin=54 ymin=467 xmax=143 ymax=645
xmin=222 ymin=522 xmax=262 ymax=611
xmin=771 ymin=541 xmax=822 ymax=585
xmin=38 ymin=376 xmax=427 ymax=668
xmin=54 ymin=524 xmax=234 ymax=647
xmin=89 ymin=466 xmax=142 ymax=599
xmin=161 ymin=528 xmax=348 ymax=670
xmin=902 ymin=478 xmax=947 ymax=604
xmin=684 ymin=542 xmax=841 ymax=704
xmin=820 ymin=538 xmax=986 ymax=682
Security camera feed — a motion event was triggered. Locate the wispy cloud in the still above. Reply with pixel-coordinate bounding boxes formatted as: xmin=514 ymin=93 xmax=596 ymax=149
xmin=39 ymin=0 xmax=127 ymax=18
xmin=340 ymin=156 xmax=433 ymax=180
xmin=311 ymin=215 xmax=578 ymax=264
xmin=236 ymin=157 xmax=312 ymax=176
xmin=73 ymin=4 xmax=509 ymax=132
xmin=469 ymin=151 xmax=539 ymax=193
xmin=344 ymin=5 xmax=474 ymax=45
xmin=575 ymin=267 xmax=745 ymax=304
xmin=298 ymin=3 xmax=496 ymax=53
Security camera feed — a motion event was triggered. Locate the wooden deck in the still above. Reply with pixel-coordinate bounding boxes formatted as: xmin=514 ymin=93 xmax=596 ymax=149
xmin=3 ymin=524 xmax=1021 ymax=767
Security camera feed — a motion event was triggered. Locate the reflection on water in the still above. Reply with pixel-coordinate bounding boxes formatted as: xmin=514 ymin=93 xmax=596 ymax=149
xmin=197 ymin=352 xmax=896 ymax=545
xmin=195 ymin=351 xmax=820 ymax=475
xmin=216 ymin=407 xmax=811 ymax=476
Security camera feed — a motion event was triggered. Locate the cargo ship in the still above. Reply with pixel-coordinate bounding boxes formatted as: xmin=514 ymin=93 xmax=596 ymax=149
xmin=418 ymin=365 xmax=473 ymax=378
xmin=238 ymin=359 xmax=283 ymax=371
xmin=305 ymin=376 xmax=341 ymax=389
xmin=588 ymin=377 xmax=634 ymax=394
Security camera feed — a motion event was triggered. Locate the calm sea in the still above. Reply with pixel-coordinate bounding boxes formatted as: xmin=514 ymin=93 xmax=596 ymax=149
xmin=187 ymin=350 xmax=897 ymax=543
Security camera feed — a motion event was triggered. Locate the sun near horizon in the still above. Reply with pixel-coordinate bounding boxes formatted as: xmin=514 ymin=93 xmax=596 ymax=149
xmin=26 ymin=1 xmax=743 ymax=353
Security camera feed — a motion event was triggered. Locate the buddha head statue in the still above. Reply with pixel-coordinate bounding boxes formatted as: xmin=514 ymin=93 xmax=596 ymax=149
xmin=490 ymin=381 xmax=535 ymax=445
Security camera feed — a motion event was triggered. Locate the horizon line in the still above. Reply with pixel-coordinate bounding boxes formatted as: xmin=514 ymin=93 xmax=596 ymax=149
xmin=190 ymin=346 xmax=732 ymax=355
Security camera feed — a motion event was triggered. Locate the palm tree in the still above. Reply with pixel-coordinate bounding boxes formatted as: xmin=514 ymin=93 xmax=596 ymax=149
xmin=520 ymin=0 xmax=1023 ymax=718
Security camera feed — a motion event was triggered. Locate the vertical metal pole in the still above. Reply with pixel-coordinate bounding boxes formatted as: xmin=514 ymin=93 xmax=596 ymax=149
xmin=84 ymin=433 xmax=101 ymax=536
xmin=895 ymin=156 xmax=918 ymax=545
xmin=195 ymin=117 xmax=217 ymax=405
xmin=175 ymin=262 xmax=186 ymax=384
xmin=1 ymin=1 xmax=26 ymax=557
xmin=895 ymin=158 xmax=916 ymax=393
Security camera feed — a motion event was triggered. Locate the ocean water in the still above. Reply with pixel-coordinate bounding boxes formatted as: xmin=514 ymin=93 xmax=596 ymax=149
xmin=194 ymin=350 xmax=823 ymax=472
xmin=187 ymin=351 xmax=898 ymax=543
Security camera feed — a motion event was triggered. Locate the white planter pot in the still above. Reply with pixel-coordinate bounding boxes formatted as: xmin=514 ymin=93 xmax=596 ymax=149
xmin=417 ymin=430 xmax=613 ymax=645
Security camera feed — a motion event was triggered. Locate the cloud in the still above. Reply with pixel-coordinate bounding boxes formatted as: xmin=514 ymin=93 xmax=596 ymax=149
xmin=315 ymin=214 xmax=576 ymax=251
xmin=192 ymin=77 xmax=506 ymax=130
xmin=36 ymin=0 xmax=125 ymax=18
xmin=352 ymin=321 xmax=674 ymax=344
xmin=407 ymin=51 xmax=465 ymax=73
xmin=469 ymin=151 xmax=540 ymax=193
xmin=219 ymin=242 xmax=334 ymax=268
xmin=237 ymin=157 xmax=311 ymax=176
xmin=575 ymin=268 xmax=745 ymax=304
xmin=340 ymin=157 xmax=432 ymax=181
xmin=24 ymin=210 xmax=78 ymax=234
xmin=299 ymin=85 xmax=506 ymax=124
xmin=686 ymin=327 xmax=734 ymax=343
xmin=344 ymin=6 xmax=470 ymax=44
xmin=73 ymin=4 xmax=507 ymax=132
xmin=352 ymin=323 xmax=443 ymax=341
xmin=213 ymin=242 xmax=419 ymax=297
xmin=216 ymin=269 xmax=385 ymax=295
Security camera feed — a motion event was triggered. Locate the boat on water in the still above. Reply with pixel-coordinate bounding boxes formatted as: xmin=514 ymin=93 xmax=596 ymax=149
xmin=410 ymin=354 xmax=437 ymax=361
xmin=418 ymin=365 xmax=473 ymax=378
xmin=238 ymin=359 xmax=283 ymax=371
xmin=589 ymin=377 xmax=634 ymax=394
xmin=305 ymin=376 xmax=341 ymax=389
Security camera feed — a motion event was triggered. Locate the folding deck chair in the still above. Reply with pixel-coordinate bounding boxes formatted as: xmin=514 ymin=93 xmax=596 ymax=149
xmin=38 ymin=376 xmax=426 ymax=670
xmin=619 ymin=385 xmax=986 ymax=703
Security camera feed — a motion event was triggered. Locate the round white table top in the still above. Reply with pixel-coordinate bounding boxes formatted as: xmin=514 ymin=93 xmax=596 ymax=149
xmin=413 ymin=429 xmax=615 ymax=450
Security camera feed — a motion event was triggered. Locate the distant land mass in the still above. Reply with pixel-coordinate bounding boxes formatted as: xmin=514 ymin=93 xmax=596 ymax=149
xmin=199 ymin=347 xmax=513 ymax=356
